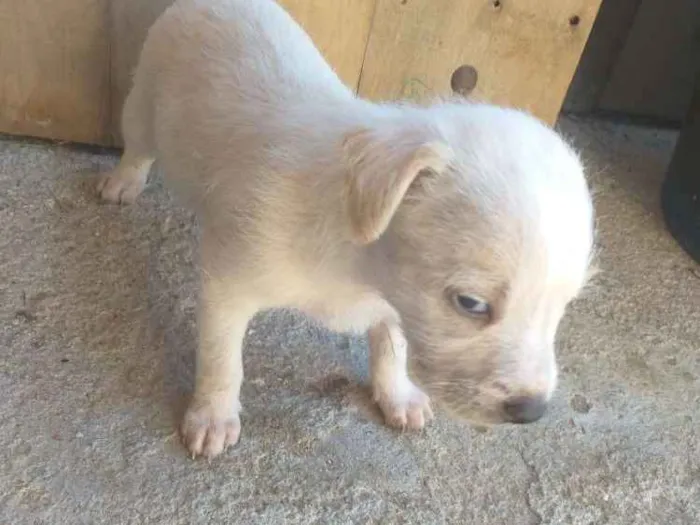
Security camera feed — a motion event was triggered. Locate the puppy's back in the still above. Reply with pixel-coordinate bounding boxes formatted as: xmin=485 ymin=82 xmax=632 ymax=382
xmin=142 ymin=0 xmax=351 ymax=106
xmin=125 ymin=0 xmax=355 ymax=211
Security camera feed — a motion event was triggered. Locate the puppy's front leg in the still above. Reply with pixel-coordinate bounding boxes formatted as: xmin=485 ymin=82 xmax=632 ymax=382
xmin=181 ymin=275 xmax=257 ymax=459
xmin=369 ymin=322 xmax=433 ymax=430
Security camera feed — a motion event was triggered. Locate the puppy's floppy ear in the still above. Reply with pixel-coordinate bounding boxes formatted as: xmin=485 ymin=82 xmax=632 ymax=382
xmin=343 ymin=128 xmax=453 ymax=244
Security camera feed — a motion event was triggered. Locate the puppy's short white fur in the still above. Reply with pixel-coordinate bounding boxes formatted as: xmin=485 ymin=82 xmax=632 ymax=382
xmin=100 ymin=0 xmax=595 ymax=458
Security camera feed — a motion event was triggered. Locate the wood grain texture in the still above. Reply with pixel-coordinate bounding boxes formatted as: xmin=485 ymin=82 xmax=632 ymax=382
xmin=358 ymin=0 xmax=603 ymax=124
xmin=0 ymin=0 xmax=110 ymax=143
xmin=0 ymin=0 xmax=600 ymax=144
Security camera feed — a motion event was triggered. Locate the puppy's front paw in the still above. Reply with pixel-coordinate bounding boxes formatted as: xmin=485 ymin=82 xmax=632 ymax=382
xmin=374 ymin=380 xmax=433 ymax=430
xmin=180 ymin=403 xmax=241 ymax=459
xmin=97 ymin=170 xmax=145 ymax=204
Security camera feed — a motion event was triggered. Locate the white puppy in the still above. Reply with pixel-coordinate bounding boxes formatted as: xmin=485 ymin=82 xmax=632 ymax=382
xmin=99 ymin=0 xmax=595 ymax=459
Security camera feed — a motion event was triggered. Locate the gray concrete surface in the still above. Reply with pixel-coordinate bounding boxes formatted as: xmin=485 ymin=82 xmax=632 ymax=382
xmin=1 ymin=117 xmax=698 ymax=524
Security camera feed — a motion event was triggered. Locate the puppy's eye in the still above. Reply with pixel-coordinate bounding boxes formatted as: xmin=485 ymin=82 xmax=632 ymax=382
xmin=452 ymin=293 xmax=491 ymax=319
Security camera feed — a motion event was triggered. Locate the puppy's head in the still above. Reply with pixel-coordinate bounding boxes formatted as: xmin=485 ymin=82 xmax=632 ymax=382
xmin=344 ymin=102 xmax=594 ymax=425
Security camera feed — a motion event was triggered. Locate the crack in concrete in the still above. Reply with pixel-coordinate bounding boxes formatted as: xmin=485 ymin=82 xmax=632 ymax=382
xmin=518 ymin=448 xmax=544 ymax=525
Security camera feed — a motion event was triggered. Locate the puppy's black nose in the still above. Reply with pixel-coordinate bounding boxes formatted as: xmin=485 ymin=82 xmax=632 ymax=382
xmin=503 ymin=395 xmax=547 ymax=424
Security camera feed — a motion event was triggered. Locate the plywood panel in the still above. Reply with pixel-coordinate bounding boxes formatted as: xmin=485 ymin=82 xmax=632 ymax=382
xmin=110 ymin=0 xmax=377 ymax=144
xmin=0 ymin=0 xmax=599 ymax=145
xmin=0 ymin=0 xmax=110 ymax=144
xmin=358 ymin=0 xmax=603 ymax=125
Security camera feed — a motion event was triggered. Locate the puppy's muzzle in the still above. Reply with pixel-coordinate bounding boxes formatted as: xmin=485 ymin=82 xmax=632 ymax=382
xmin=502 ymin=394 xmax=547 ymax=424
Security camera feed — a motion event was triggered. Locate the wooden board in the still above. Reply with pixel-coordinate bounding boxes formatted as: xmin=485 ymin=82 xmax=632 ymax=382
xmin=358 ymin=0 xmax=603 ymax=125
xmin=0 ymin=0 xmax=110 ymax=144
xmin=0 ymin=0 xmax=600 ymax=145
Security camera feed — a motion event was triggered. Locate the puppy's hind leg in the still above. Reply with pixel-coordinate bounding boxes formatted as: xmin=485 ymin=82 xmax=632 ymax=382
xmin=99 ymin=81 xmax=155 ymax=204
xmin=370 ymin=322 xmax=433 ymax=430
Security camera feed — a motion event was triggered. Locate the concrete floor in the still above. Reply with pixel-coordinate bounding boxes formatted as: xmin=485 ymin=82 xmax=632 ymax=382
xmin=0 ymin=117 xmax=698 ymax=525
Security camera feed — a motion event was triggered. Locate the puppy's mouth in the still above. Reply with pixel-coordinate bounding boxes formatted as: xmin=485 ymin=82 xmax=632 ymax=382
xmin=406 ymin=353 xmax=508 ymax=425
xmin=410 ymin=374 xmax=510 ymax=425
xmin=430 ymin=388 xmax=551 ymax=427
